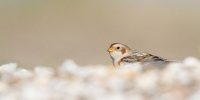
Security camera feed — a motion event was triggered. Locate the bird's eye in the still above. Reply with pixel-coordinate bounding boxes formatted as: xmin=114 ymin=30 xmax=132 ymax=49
xmin=116 ymin=47 xmax=120 ymax=49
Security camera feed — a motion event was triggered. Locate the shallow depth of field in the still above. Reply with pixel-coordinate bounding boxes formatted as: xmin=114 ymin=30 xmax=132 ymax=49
xmin=0 ymin=0 xmax=200 ymax=100
xmin=0 ymin=0 xmax=200 ymax=68
xmin=1 ymin=57 xmax=200 ymax=100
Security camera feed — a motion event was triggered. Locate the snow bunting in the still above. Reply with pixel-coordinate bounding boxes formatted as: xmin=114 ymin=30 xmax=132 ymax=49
xmin=107 ymin=43 xmax=177 ymax=67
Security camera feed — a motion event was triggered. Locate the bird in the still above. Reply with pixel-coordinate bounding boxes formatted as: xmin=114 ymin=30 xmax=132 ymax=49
xmin=107 ymin=43 xmax=178 ymax=68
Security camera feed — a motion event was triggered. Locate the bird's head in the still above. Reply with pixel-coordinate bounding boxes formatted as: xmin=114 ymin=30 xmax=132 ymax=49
xmin=107 ymin=43 xmax=132 ymax=60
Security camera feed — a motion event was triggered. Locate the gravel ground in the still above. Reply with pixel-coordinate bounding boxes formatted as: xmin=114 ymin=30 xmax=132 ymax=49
xmin=1 ymin=57 xmax=200 ymax=100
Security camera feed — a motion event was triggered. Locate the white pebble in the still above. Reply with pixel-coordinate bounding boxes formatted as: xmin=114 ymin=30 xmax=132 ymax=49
xmin=0 ymin=63 xmax=17 ymax=73
xmin=183 ymin=57 xmax=200 ymax=67
xmin=58 ymin=59 xmax=78 ymax=74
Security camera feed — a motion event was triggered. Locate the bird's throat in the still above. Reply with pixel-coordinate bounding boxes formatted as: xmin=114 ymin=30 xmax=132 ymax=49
xmin=113 ymin=58 xmax=123 ymax=67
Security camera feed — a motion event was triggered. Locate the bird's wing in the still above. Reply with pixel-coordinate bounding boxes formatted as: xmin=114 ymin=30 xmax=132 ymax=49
xmin=122 ymin=50 xmax=168 ymax=63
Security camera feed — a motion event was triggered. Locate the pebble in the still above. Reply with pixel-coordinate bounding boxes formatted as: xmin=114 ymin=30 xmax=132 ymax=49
xmin=0 ymin=57 xmax=200 ymax=100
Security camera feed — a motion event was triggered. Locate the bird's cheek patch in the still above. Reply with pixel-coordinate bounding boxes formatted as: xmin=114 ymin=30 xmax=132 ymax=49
xmin=121 ymin=48 xmax=126 ymax=55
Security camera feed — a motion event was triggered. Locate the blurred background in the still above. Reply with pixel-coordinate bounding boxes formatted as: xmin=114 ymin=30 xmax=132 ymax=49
xmin=0 ymin=0 xmax=200 ymax=68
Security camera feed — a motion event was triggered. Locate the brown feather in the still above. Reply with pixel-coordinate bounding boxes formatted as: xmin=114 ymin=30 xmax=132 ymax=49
xmin=117 ymin=58 xmax=124 ymax=66
xmin=122 ymin=50 xmax=170 ymax=64
xmin=121 ymin=48 xmax=126 ymax=55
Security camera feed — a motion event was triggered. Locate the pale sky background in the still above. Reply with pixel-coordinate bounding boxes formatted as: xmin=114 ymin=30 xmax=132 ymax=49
xmin=0 ymin=0 xmax=200 ymax=68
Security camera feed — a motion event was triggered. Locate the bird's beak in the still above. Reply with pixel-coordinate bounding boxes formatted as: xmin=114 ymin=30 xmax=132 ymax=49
xmin=107 ymin=47 xmax=113 ymax=52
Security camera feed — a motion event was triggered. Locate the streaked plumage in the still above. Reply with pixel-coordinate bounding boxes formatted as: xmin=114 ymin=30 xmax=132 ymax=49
xmin=107 ymin=43 xmax=178 ymax=67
